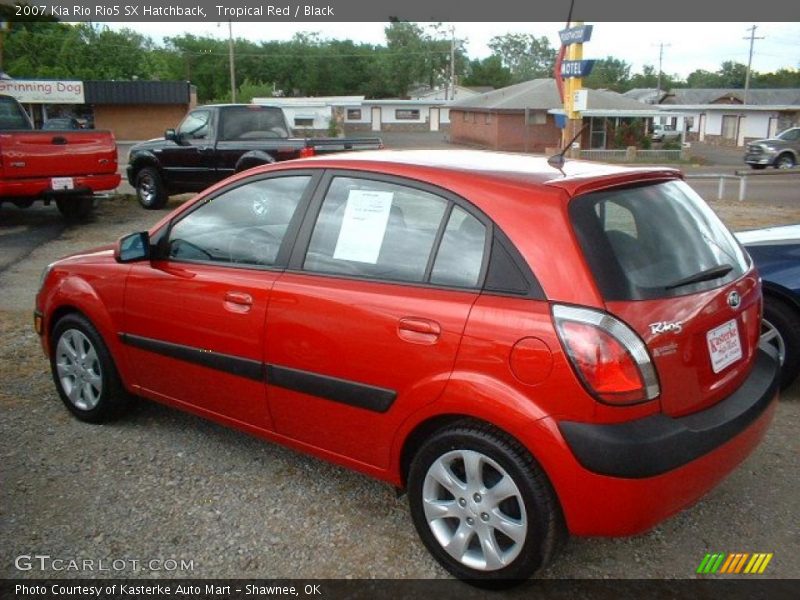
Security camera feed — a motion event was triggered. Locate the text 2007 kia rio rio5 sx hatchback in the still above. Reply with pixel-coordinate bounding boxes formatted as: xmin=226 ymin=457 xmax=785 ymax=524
xmin=35 ymin=151 xmax=779 ymax=583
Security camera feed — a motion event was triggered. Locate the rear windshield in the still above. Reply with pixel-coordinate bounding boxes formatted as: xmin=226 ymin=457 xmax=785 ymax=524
xmin=570 ymin=180 xmax=749 ymax=300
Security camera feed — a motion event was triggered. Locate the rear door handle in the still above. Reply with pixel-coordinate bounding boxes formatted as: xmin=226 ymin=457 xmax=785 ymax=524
xmin=398 ymin=317 xmax=441 ymax=344
xmin=224 ymin=291 xmax=253 ymax=313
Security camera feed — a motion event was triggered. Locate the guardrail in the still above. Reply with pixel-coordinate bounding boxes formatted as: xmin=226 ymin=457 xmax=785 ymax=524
xmin=685 ymin=167 xmax=800 ymax=201
xmin=580 ymin=149 xmax=682 ymax=162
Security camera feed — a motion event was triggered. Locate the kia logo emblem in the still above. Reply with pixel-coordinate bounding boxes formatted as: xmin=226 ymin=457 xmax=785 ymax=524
xmin=728 ymin=291 xmax=741 ymax=309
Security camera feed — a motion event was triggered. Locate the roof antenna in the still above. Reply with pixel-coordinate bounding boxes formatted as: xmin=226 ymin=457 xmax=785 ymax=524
xmin=547 ymin=124 xmax=589 ymax=175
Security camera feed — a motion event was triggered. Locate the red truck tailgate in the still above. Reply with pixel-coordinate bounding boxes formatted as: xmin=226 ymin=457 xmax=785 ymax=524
xmin=0 ymin=130 xmax=118 ymax=179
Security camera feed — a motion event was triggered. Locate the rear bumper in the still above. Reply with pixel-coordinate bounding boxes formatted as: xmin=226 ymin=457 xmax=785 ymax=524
xmin=0 ymin=173 xmax=121 ymax=200
xmin=538 ymin=348 xmax=779 ymax=536
xmin=559 ymin=348 xmax=779 ymax=478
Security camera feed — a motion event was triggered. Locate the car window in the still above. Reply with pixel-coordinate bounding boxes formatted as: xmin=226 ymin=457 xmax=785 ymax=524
xmin=168 ymin=176 xmax=310 ymax=266
xmin=571 ymin=180 xmax=749 ymax=300
xmin=178 ymin=110 xmax=211 ymax=140
xmin=304 ymin=177 xmax=448 ymax=283
xmin=220 ymin=106 xmax=290 ymax=140
xmin=430 ymin=206 xmax=487 ymax=288
xmin=777 ymin=128 xmax=799 ymax=141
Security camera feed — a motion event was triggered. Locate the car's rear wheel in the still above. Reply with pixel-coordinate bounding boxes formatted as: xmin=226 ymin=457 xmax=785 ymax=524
xmin=51 ymin=314 xmax=131 ymax=422
xmin=407 ymin=423 xmax=563 ymax=585
xmin=135 ymin=166 xmax=168 ymax=209
xmin=774 ymin=154 xmax=796 ymax=169
xmin=761 ymin=296 xmax=800 ymax=390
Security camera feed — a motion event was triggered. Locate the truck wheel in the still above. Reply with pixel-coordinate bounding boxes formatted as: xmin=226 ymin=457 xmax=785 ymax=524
xmin=407 ymin=422 xmax=563 ymax=585
xmin=774 ymin=154 xmax=795 ymax=169
xmin=135 ymin=167 xmax=168 ymax=209
xmin=56 ymin=196 xmax=94 ymax=221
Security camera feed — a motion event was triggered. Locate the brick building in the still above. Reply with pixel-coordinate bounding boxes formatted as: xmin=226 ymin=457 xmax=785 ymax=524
xmin=449 ymin=79 xmax=655 ymax=152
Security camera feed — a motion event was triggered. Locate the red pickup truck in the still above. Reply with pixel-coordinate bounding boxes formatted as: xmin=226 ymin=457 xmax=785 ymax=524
xmin=0 ymin=95 xmax=120 ymax=219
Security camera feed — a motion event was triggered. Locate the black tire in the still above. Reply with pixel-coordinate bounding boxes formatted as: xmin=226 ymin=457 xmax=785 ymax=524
xmin=55 ymin=196 xmax=94 ymax=220
xmin=134 ymin=166 xmax=168 ymax=209
xmin=407 ymin=422 xmax=563 ymax=585
xmin=774 ymin=153 xmax=796 ymax=170
xmin=762 ymin=295 xmax=800 ymax=390
xmin=750 ymin=164 xmax=767 ymax=170
xmin=50 ymin=313 xmax=131 ymax=423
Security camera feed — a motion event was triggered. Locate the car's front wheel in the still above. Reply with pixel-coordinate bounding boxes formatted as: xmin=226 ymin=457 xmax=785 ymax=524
xmin=50 ymin=313 xmax=131 ymax=422
xmin=407 ymin=423 xmax=563 ymax=585
xmin=774 ymin=153 xmax=796 ymax=169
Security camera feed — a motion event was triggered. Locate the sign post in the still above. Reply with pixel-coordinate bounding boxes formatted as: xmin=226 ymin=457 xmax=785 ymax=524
xmin=557 ymin=22 xmax=593 ymax=157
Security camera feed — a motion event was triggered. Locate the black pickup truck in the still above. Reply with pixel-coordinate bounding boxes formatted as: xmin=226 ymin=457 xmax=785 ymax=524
xmin=126 ymin=104 xmax=383 ymax=209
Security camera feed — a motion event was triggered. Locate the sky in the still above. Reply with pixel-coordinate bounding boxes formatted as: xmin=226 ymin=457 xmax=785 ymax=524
xmin=113 ymin=21 xmax=800 ymax=79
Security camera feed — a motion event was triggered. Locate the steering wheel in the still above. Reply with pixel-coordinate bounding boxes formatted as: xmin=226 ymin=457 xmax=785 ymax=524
xmin=228 ymin=227 xmax=280 ymax=265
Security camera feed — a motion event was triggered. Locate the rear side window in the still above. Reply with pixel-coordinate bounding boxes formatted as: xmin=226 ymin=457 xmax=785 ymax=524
xmin=304 ymin=177 xmax=448 ymax=283
xmin=570 ymin=180 xmax=749 ymax=300
xmin=430 ymin=206 xmax=486 ymax=287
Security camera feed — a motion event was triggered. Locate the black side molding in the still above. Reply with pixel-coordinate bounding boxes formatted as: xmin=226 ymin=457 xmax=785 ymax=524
xmin=559 ymin=348 xmax=780 ymax=479
xmin=119 ymin=332 xmax=397 ymax=413
xmin=119 ymin=333 xmax=264 ymax=382
xmin=267 ymin=364 xmax=396 ymax=413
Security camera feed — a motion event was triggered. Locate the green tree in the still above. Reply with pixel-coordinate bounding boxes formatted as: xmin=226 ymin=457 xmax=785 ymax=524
xmin=754 ymin=68 xmax=800 ymax=88
xmin=583 ymin=56 xmax=631 ymax=92
xmin=487 ymin=33 xmax=556 ymax=83
xmin=462 ymin=56 xmax=512 ymax=89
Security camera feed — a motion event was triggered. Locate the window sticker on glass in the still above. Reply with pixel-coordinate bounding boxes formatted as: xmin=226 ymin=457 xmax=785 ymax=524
xmin=333 ymin=190 xmax=394 ymax=264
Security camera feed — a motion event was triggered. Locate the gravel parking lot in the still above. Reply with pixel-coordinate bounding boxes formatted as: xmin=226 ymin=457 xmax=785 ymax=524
xmin=0 ymin=187 xmax=798 ymax=581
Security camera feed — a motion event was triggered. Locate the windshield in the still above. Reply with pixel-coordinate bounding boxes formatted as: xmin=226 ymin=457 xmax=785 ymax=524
xmin=570 ymin=180 xmax=749 ymax=300
xmin=776 ymin=128 xmax=799 ymax=141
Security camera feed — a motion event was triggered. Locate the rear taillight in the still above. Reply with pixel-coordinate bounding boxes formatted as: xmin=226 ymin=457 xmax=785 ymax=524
xmin=299 ymin=147 xmax=315 ymax=158
xmin=553 ymin=304 xmax=660 ymax=405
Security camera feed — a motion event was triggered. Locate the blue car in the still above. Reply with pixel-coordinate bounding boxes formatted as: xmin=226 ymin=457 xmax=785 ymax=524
xmin=737 ymin=224 xmax=800 ymax=389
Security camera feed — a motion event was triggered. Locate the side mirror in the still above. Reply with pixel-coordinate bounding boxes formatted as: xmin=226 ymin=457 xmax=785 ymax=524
xmin=165 ymin=128 xmax=178 ymax=142
xmin=116 ymin=231 xmax=151 ymax=263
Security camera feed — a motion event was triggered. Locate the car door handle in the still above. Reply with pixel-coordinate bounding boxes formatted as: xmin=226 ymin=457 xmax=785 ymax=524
xmin=398 ymin=317 xmax=441 ymax=345
xmin=224 ymin=291 xmax=253 ymax=313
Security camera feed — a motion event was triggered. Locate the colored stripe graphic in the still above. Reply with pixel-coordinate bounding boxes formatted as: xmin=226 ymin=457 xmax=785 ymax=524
xmin=699 ymin=552 xmax=773 ymax=574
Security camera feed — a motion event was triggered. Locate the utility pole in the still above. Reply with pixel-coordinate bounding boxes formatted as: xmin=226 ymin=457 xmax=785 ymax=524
xmin=228 ymin=20 xmax=237 ymax=103
xmin=743 ymin=25 xmax=765 ymax=105
xmin=449 ymin=26 xmax=456 ymax=101
xmin=654 ymin=42 xmax=671 ymax=94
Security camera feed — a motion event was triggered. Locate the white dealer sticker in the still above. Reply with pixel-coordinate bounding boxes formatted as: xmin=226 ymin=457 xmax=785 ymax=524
xmin=333 ymin=190 xmax=393 ymax=264
xmin=706 ymin=319 xmax=743 ymax=374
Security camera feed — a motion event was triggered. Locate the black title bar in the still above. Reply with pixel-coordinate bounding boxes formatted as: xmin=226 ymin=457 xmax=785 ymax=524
xmin=6 ymin=0 xmax=799 ymax=22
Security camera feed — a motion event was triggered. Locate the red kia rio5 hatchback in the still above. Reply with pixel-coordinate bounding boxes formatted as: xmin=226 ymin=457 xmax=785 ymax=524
xmin=35 ymin=150 xmax=779 ymax=583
